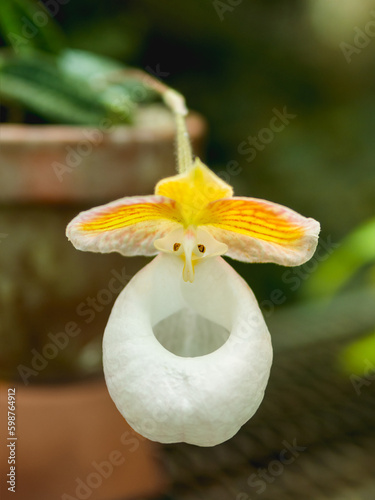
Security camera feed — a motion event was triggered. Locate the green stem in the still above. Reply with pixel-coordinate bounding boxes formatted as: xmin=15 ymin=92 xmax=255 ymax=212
xmin=174 ymin=112 xmax=193 ymax=174
xmin=104 ymin=69 xmax=193 ymax=173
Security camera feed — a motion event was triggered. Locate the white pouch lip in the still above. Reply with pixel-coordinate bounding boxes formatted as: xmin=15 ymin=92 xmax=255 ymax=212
xmin=103 ymin=253 xmax=272 ymax=447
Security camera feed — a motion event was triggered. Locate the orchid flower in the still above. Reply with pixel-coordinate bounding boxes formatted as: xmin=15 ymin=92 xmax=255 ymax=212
xmin=66 ymin=87 xmax=320 ymax=446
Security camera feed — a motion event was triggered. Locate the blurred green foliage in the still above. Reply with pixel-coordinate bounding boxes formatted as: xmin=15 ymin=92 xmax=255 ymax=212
xmin=0 ymin=0 xmax=65 ymax=53
xmin=0 ymin=0 xmax=156 ymax=124
xmin=304 ymin=217 xmax=375 ymax=300
xmin=0 ymin=48 xmax=156 ymax=124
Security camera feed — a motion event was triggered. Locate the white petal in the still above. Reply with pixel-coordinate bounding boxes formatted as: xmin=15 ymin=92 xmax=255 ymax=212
xmin=103 ymin=254 xmax=272 ymax=446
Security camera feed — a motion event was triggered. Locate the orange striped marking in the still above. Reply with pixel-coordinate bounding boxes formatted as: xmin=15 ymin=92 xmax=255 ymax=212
xmin=80 ymin=201 xmax=180 ymax=232
xmin=197 ymin=199 xmax=304 ymax=245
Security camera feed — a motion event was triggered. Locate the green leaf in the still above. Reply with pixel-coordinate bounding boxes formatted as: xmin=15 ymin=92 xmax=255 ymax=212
xmin=58 ymin=49 xmax=125 ymax=80
xmin=13 ymin=0 xmax=65 ymax=53
xmin=0 ymin=47 xmax=158 ymax=125
xmin=0 ymin=51 xmax=122 ymax=125
xmin=0 ymin=0 xmax=65 ymax=54
xmin=0 ymin=1 xmax=29 ymax=53
xmin=58 ymin=49 xmax=156 ymax=112
xmin=302 ymin=217 xmax=375 ymax=300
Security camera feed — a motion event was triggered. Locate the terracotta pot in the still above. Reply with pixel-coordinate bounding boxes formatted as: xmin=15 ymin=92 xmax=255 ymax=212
xmin=0 ymin=106 xmax=206 ymax=203
xmin=0 ymin=380 xmax=168 ymax=499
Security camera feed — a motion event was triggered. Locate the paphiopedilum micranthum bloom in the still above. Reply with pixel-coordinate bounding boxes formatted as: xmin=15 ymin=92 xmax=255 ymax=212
xmin=66 ymin=88 xmax=320 ymax=446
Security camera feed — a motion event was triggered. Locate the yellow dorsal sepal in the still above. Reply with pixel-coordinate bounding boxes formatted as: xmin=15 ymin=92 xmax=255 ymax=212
xmin=155 ymin=159 xmax=233 ymax=228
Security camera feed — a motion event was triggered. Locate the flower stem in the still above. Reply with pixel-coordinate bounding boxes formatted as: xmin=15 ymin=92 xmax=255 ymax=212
xmin=161 ymin=89 xmax=193 ymax=173
xmin=174 ymin=111 xmax=193 ymax=174
xmin=104 ymin=68 xmax=193 ymax=174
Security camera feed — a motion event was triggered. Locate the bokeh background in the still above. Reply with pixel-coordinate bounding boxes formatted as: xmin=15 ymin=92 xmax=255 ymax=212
xmin=1 ymin=1 xmax=375 ymax=499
